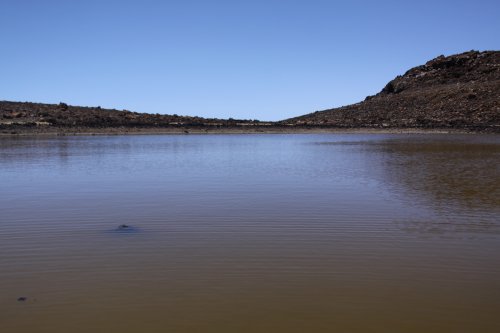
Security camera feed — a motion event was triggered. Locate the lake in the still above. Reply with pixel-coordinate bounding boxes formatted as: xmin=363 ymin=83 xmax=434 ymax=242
xmin=1 ymin=133 xmax=499 ymax=332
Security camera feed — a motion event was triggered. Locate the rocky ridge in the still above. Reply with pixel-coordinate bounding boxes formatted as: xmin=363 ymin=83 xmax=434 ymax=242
xmin=1 ymin=50 xmax=499 ymax=134
xmin=282 ymin=50 xmax=499 ymax=131
xmin=0 ymin=101 xmax=267 ymax=133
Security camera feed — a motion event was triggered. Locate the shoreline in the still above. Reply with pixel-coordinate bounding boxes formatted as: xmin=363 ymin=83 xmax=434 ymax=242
xmin=0 ymin=126 xmax=496 ymax=137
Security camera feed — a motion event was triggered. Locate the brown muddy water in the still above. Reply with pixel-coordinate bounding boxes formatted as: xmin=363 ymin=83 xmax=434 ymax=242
xmin=1 ymin=134 xmax=499 ymax=333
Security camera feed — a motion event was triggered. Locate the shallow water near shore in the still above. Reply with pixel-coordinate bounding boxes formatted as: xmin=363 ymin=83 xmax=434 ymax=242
xmin=1 ymin=133 xmax=499 ymax=333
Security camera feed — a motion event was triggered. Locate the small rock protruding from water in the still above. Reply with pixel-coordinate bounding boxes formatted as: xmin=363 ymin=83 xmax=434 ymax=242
xmin=114 ymin=224 xmax=140 ymax=233
xmin=110 ymin=224 xmax=139 ymax=233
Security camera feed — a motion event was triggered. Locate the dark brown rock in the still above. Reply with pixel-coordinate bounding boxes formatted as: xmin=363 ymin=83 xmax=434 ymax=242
xmin=282 ymin=50 xmax=500 ymax=132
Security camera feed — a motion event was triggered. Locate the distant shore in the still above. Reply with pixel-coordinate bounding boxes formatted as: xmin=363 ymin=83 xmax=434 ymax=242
xmin=0 ymin=126 xmax=494 ymax=136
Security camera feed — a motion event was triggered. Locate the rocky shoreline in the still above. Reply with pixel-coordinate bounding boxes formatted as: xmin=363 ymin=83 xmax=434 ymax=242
xmin=0 ymin=125 xmax=488 ymax=136
xmin=2 ymin=50 xmax=498 ymax=135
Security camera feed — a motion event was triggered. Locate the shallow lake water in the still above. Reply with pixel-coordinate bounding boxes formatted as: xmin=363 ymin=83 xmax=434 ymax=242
xmin=1 ymin=133 xmax=499 ymax=333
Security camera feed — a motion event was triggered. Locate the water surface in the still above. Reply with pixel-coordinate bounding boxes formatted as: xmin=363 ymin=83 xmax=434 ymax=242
xmin=1 ymin=134 xmax=499 ymax=332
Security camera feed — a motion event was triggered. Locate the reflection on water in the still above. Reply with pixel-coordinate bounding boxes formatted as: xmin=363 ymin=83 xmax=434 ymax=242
xmin=1 ymin=134 xmax=499 ymax=333
xmin=373 ymin=136 xmax=499 ymax=235
xmin=377 ymin=137 xmax=500 ymax=209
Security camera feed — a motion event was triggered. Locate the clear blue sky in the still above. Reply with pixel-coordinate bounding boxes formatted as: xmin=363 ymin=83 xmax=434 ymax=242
xmin=1 ymin=0 xmax=499 ymax=121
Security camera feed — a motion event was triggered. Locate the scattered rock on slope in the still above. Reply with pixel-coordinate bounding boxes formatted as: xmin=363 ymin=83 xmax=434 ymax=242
xmin=282 ymin=50 xmax=500 ymax=131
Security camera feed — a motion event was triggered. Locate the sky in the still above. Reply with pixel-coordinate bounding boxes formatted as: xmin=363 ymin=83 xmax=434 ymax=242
xmin=1 ymin=0 xmax=499 ymax=121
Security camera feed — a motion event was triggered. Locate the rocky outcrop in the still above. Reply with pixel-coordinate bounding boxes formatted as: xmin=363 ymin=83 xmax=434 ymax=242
xmin=282 ymin=50 xmax=499 ymax=131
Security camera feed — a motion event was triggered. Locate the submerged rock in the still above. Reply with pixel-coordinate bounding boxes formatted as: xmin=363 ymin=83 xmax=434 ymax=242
xmin=111 ymin=224 xmax=139 ymax=233
xmin=17 ymin=297 xmax=27 ymax=302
